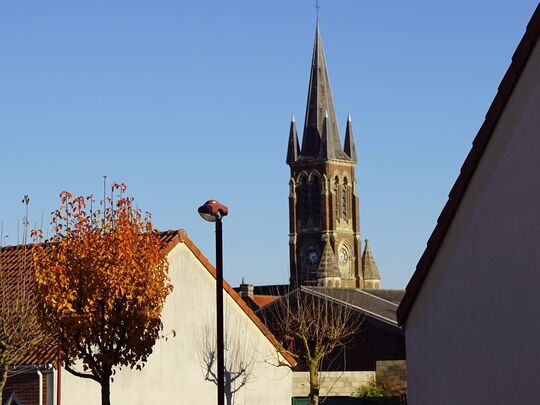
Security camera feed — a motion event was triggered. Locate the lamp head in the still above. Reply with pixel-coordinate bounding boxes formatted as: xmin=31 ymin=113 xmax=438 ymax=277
xmin=198 ymin=200 xmax=229 ymax=222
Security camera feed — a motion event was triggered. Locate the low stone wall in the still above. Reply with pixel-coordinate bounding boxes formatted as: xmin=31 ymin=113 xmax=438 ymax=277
xmin=293 ymin=371 xmax=374 ymax=397
xmin=376 ymin=360 xmax=407 ymax=395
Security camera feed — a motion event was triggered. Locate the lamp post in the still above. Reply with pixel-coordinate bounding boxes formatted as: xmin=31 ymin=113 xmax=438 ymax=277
xmin=198 ymin=199 xmax=229 ymax=405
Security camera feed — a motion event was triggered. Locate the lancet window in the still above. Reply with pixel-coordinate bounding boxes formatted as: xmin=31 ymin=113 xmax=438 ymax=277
xmin=310 ymin=174 xmax=321 ymax=228
xmin=299 ymin=175 xmax=309 ymax=225
xmin=341 ymin=177 xmax=349 ymax=220
xmin=333 ymin=176 xmax=340 ymax=220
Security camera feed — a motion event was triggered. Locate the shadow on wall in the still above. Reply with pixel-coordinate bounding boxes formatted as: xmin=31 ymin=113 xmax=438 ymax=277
xmin=194 ymin=311 xmax=256 ymax=405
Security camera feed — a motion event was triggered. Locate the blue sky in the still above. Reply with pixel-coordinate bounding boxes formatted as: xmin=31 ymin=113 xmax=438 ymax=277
xmin=1 ymin=1 xmax=538 ymax=288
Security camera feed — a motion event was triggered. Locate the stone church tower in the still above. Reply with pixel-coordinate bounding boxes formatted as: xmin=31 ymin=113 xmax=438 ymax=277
xmin=287 ymin=23 xmax=380 ymax=289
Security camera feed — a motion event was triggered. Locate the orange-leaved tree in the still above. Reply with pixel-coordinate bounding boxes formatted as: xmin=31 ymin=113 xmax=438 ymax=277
xmin=32 ymin=184 xmax=173 ymax=405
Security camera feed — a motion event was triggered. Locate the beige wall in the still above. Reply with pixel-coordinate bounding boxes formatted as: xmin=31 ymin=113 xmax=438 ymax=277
xmin=292 ymin=371 xmax=373 ymax=397
xmin=61 ymin=242 xmax=292 ymax=404
xmin=405 ymin=38 xmax=540 ymax=404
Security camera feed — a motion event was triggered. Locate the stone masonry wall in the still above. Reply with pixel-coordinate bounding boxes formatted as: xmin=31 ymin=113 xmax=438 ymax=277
xmin=293 ymin=371 xmax=374 ymax=397
xmin=376 ymin=360 xmax=407 ymax=395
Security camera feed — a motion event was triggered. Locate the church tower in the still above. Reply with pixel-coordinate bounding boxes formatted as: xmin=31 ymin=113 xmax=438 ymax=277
xmin=287 ymin=23 xmax=367 ymax=288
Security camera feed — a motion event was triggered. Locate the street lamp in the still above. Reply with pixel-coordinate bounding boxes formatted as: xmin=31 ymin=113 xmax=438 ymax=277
xmin=198 ymin=199 xmax=228 ymax=405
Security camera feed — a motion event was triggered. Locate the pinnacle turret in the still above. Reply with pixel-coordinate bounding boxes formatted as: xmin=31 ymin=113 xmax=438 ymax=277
xmin=286 ymin=115 xmax=299 ymax=164
xmin=318 ymin=239 xmax=340 ymax=285
xmin=344 ymin=114 xmax=357 ymax=162
xmin=362 ymin=239 xmax=381 ymax=289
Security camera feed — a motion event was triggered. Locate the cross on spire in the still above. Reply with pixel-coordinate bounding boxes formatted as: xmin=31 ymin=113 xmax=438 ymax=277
xmin=315 ymin=0 xmax=320 ymax=18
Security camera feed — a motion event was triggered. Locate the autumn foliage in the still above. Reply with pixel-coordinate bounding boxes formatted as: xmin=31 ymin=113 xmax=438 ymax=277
xmin=32 ymin=184 xmax=172 ymax=405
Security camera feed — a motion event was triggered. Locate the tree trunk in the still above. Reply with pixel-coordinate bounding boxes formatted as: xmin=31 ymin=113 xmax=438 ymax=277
xmin=308 ymin=361 xmax=320 ymax=405
xmin=100 ymin=368 xmax=112 ymax=405
xmin=0 ymin=361 xmax=8 ymax=400
xmin=0 ymin=343 xmax=9 ymax=399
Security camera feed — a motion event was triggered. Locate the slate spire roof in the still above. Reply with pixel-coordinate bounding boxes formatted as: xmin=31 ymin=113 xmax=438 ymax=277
xmin=299 ymin=22 xmax=350 ymax=161
xmin=362 ymin=239 xmax=381 ymax=281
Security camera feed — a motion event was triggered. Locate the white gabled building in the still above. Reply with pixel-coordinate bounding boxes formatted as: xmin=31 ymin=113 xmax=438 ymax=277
xmin=2 ymin=230 xmax=293 ymax=405
xmin=398 ymin=4 xmax=540 ymax=404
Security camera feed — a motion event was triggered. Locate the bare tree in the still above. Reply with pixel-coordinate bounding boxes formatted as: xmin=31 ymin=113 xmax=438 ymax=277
xmin=264 ymin=288 xmax=362 ymax=405
xmin=195 ymin=313 xmax=256 ymax=405
xmin=0 ymin=196 xmax=47 ymax=396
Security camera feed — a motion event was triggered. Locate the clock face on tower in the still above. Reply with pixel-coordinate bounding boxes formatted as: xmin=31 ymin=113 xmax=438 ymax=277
xmin=338 ymin=248 xmax=348 ymax=264
xmin=306 ymin=248 xmax=319 ymax=264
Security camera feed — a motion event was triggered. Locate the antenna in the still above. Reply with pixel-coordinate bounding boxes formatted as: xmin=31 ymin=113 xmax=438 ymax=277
xmin=103 ymin=175 xmax=107 ymax=222
xmin=22 ymin=195 xmax=29 ymax=245
xmin=315 ymin=0 xmax=320 ymax=18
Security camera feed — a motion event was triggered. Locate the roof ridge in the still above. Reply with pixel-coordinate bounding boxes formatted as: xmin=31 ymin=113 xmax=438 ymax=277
xmin=302 ymin=287 xmax=398 ymax=325
xmin=356 ymin=289 xmax=399 ymax=307
xmin=175 ymin=231 xmax=297 ymax=367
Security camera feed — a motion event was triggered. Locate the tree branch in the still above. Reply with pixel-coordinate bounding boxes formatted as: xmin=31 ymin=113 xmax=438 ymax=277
xmin=64 ymin=363 xmax=100 ymax=383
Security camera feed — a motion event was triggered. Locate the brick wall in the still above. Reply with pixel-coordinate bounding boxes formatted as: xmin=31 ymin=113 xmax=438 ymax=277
xmin=376 ymin=360 xmax=407 ymax=395
xmin=2 ymin=369 xmax=48 ymax=405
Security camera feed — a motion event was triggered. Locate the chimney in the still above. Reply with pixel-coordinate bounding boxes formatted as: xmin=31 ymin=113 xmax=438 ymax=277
xmin=239 ymin=278 xmax=254 ymax=298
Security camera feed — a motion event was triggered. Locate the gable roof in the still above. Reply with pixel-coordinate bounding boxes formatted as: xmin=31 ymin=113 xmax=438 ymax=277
xmin=363 ymin=289 xmax=405 ymax=305
xmin=397 ymin=4 xmax=540 ymax=326
xmin=0 ymin=230 xmax=296 ymax=367
xmin=303 ymin=287 xmax=402 ymax=326
xmin=163 ymin=230 xmax=297 ymax=367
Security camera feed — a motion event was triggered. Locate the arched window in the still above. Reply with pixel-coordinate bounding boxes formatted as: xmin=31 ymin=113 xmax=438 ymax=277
xmin=341 ymin=177 xmax=349 ymax=220
xmin=310 ymin=175 xmax=321 ymax=228
xmin=300 ymin=176 xmax=309 ymax=225
xmin=334 ymin=176 xmax=340 ymax=220
xmin=338 ymin=243 xmax=352 ymax=277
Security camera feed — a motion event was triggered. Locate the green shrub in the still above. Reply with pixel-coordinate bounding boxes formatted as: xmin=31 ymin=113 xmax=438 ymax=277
xmin=354 ymin=375 xmax=386 ymax=398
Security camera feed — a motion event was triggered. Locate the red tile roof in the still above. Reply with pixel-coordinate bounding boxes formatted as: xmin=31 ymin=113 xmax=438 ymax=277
xmin=0 ymin=244 xmax=57 ymax=366
xmin=251 ymin=295 xmax=280 ymax=309
xmin=397 ymin=3 xmax=540 ymax=325
xmin=11 ymin=342 xmax=59 ymax=367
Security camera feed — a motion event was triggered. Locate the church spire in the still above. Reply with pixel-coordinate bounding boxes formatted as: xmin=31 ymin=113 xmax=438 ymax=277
xmin=300 ymin=22 xmax=348 ymax=161
xmin=286 ymin=115 xmax=299 ymax=164
xmin=344 ymin=113 xmax=357 ymax=162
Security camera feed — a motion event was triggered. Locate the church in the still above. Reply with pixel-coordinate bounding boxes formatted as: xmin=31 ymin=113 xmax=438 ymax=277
xmin=239 ymin=21 xmax=388 ymax=294
xmin=237 ymin=20 xmax=407 ymax=397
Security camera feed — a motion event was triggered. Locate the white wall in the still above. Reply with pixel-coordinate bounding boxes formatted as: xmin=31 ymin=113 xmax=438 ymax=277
xmin=61 ymin=241 xmax=291 ymax=404
xmin=405 ymin=38 xmax=540 ymax=404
